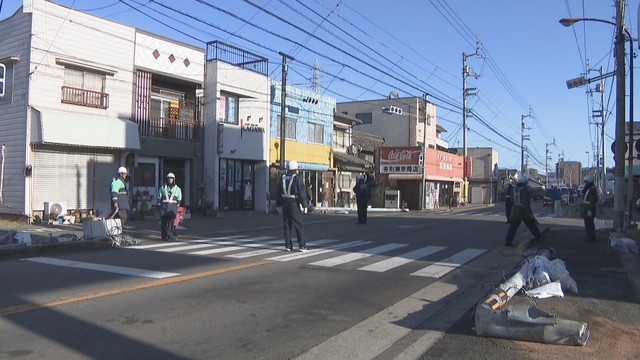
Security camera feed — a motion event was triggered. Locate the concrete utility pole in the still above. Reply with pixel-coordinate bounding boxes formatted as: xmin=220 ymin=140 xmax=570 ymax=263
xmin=462 ymin=40 xmax=481 ymax=204
xmin=279 ymin=52 xmax=294 ymax=171
xmin=589 ymin=65 xmax=607 ymax=204
xmin=545 ymin=139 xmax=555 ymax=188
xmin=613 ymin=0 xmax=626 ymax=231
xmin=521 ymin=110 xmax=532 ymax=173
xmin=419 ymin=94 xmax=429 ymax=211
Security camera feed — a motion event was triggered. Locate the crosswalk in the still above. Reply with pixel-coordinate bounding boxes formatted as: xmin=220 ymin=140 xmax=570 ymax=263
xmin=128 ymin=236 xmax=487 ymax=279
xmin=448 ymin=209 xmax=550 ymax=218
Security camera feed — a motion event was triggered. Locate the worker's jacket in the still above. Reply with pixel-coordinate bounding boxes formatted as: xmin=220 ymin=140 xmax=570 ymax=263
xmin=110 ymin=177 xmax=130 ymax=210
xmin=158 ymin=184 xmax=182 ymax=217
xmin=276 ymin=171 xmax=309 ymax=209
xmin=580 ymin=185 xmax=598 ymax=218
xmin=509 ymin=184 xmax=533 ymax=222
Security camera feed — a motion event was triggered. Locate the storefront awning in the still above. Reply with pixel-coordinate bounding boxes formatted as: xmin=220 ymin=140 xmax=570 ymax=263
xmin=425 ymin=174 xmax=463 ymax=182
xmin=388 ymin=174 xmax=463 ymax=182
xmin=298 ymin=162 xmax=329 ymax=171
xmin=33 ymin=108 xmax=140 ymax=150
xmin=334 ymin=151 xmax=371 ymax=172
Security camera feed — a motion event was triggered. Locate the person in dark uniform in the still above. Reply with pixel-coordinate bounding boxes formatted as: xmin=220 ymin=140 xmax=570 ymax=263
xmin=276 ymin=160 xmax=310 ymax=252
xmin=109 ymin=166 xmax=131 ymax=226
xmin=504 ymin=182 xmax=514 ymax=223
xmin=581 ymin=175 xmax=598 ymax=242
xmin=504 ymin=174 xmax=542 ymax=246
xmin=353 ymin=174 xmax=376 ymax=224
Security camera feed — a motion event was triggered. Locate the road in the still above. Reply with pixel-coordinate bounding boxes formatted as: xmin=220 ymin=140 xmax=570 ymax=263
xmin=0 ymin=202 xmax=559 ymax=359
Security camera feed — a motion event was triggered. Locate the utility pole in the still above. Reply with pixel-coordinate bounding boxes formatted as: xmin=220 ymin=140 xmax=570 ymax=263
xmin=462 ymin=39 xmax=481 ymax=204
xmin=589 ymin=65 xmax=607 ymax=204
xmin=278 ymin=52 xmax=294 ymax=171
xmin=613 ymin=0 xmax=626 ymax=231
xmin=521 ymin=109 xmax=532 ymax=173
xmin=545 ymin=139 xmax=555 ymax=189
xmin=419 ymin=94 xmax=429 ymax=210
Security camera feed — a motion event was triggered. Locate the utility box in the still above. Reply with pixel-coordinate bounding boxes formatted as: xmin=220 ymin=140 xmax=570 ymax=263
xmin=384 ymin=190 xmax=400 ymax=208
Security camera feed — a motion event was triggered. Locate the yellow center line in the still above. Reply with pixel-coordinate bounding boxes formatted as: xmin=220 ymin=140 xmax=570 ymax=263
xmin=0 ymin=260 xmax=274 ymax=317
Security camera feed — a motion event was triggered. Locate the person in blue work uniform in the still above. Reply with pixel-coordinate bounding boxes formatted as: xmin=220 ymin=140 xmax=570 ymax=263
xmin=158 ymin=172 xmax=183 ymax=241
xmin=504 ymin=174 xmax=542 ymax=246
xmin=110 ymin=166 xmax=131 ymax=226
xmin=581 ymin=175 xmax=598 ymax=242
xmin=353 ymin=174 xmax=376 ymax=224
xmin=276 ymin=160 xmax=309 ymax=252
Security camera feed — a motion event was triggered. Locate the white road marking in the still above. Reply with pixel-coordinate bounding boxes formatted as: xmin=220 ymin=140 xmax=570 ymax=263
xmin=224 ymin=239 xmax=337 ymax=259
xmin=23 ymin=257 xmax=179 ymax=279
xmin=189 ymin=239 xmax=283 ymax=255
xmin=358 ymin=245 xmax=447 ymax=272
xmin=266 ymin=240 xmax=371 ymax=262
xmin=309 ymin=243 xmax=408 ymax=268
xmin=410 ymin=248 xmax=486 ymax=278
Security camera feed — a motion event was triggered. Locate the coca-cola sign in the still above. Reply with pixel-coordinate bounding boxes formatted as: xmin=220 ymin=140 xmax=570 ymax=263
xmin=380 ymin=147 xmax=422 ymax=174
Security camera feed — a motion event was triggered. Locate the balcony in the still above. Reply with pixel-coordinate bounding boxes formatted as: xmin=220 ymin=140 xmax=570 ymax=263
xmin=136 ymin=98 xmax=201 ymax=142
xmin=61 ymin=86 xmax=109 ymax=109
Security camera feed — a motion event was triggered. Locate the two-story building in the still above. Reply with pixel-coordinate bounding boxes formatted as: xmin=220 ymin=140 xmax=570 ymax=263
xmin=203 ymin=41 xmax=271 ymax=213
xmin=269 ymin=81 xmax=335 ymax=208
xmin=0 ymin=0 xmax=205 ymax=219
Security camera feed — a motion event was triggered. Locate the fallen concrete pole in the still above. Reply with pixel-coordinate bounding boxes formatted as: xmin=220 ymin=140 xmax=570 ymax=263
xmin=474 ymin=247 xmax=590 ymax=346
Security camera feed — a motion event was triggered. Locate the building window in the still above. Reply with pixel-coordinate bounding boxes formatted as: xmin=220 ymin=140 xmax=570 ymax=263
xmin=333 ymin=129 xmax=347 ymax=149
xmin=62 ymin=68 xmax=108 ymax=108
xmin=219 ymin=92 xmax=239 ymax=124
xmin=355 ymin=112 xmax=372 ymax=124
xmin=308 ymin=123 xmax=324 ymax=144
xmin=285 ymin=117 xmax=296 ymax=140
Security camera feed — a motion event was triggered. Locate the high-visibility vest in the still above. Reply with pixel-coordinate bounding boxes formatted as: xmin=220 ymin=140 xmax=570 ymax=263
xmin=281 ymin=173 xmax=297 ymax=199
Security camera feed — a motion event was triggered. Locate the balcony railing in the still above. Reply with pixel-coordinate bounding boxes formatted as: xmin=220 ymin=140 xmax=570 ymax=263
xmin=136 ymin=98 xmax=201 ymax=142
xmin=138 ymin=117 xmax=201 ymax=142
xmin=61 ymin=86 xmax=109 ymax=109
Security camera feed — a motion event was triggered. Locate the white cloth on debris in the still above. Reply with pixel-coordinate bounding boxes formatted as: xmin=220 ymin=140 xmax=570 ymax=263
xmin=521 ymin=255 xmax=579 ymax=295
xmin=609 ymin=235 xmax=639 ymax=254
xmin=525 ymin=281 xmax=564 ymax=299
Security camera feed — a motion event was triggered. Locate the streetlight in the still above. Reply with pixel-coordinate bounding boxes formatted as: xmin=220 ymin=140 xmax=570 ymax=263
xmin=560 ymin=13 xmax=634 ymax=230
xmin=586 ymin=151 xmax=590 ymax=169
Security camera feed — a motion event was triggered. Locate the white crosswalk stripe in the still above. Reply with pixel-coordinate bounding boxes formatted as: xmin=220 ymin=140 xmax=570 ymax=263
xmin=358 ymin=245 xmax=446 ymax=272
xmin=265 ymin=240 xmax=371 ymax=261
xmin=225 ymin=239 xmax=337 ymax=259
xmin=410 ymin=248 xmax=486 ymax=278
xmin=124 ymin=235 xmax=489 ymax=278
xmin=308 ymin=243 xmax=408 ymax=268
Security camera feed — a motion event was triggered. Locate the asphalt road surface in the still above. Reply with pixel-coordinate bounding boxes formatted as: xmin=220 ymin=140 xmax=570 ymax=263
xmin=0 ymin=203 xmax=559 ymax=359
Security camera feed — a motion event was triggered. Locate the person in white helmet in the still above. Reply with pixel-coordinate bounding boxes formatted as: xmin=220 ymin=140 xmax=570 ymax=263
xmin=276 ymin=160 xmax=309 ymax=251
xmin=109 ymin=166 xmax=131 ymax=226
xmin=581 ymin=174 xmax=598 ymax=242
xmin=504 ymin=173 xmax=542 ymax=246
xmin=157 ymin=172 xmax=182 ymax=241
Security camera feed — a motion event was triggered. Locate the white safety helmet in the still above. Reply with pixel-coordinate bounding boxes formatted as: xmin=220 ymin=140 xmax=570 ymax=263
xmin=166 ymin=173 xmax=175 ymax=179
xmin=117 ymin=166 xmax=128 ymax=174
xmin=287 ymin=160 xmax=299 ymax=170
xmin=517 ymin=174 xmax=529 ymax=184
xmin=584 ymin=175 xmax=594 ymax=184
xmin=356 ymin=174 xmax=365 ymax=181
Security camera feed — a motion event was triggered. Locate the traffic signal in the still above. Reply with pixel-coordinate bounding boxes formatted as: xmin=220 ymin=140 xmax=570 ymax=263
xmin=382 ymin=106 xmax=403 ymax=115
xmin=0 ymin=63 xmax=5 ymax=97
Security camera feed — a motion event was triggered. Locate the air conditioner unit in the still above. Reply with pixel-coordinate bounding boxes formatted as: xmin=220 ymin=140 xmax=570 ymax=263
xmin=44 ymin=201 xmax=68 ymax=219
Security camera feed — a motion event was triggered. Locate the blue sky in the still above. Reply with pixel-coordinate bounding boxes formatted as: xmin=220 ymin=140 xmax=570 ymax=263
xmin=2 ymin=0 xmax=638 ymax=173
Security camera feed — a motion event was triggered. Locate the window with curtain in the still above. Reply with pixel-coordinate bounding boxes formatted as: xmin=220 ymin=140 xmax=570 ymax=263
xmin=219 ymin=92 xmax=239 ymax=124
xmin=308 ymin=123 xmax=324 ymax=144
xmin=333 ymin=129 xmax=347 ymax=149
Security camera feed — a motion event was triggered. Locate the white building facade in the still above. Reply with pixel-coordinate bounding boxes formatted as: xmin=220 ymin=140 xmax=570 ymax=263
xmin=0 ymin=0 xmax=206 ymax=219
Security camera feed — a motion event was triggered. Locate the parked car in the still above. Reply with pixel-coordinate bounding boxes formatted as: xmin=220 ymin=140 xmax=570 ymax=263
xmin=569 ymin=188 xmax=578 ymax=203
